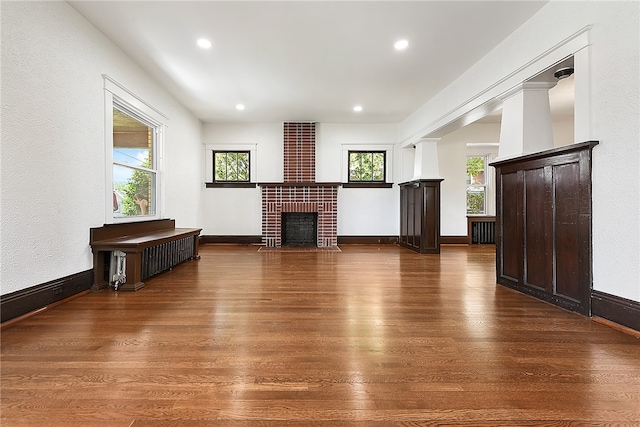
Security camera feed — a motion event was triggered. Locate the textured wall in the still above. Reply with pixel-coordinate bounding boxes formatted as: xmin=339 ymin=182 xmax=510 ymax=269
xmin=0 ymin=2 xmax=203 ymax=295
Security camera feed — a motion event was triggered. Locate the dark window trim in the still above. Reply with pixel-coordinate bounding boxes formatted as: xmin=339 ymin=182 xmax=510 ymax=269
xmin=213 ymin=150 xmax=251 ymax=183
xmin=205 ymin=182 xmax=256 ymax=188
xmin=342 ymin=182 xmax=393 ymax=188
xmin=347 ymin=150 xmax=387 ymax=183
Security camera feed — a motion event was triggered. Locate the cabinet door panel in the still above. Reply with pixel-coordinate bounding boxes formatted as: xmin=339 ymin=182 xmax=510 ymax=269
xmin=500 ymin=172 xmax=520 ymax=281
xmin=423 ymin=185 xmax=437 ymax=250
xmin=400 ymin=187 xmax=408 ymax=244
xmin=524 ymin=168 xmax=548 ymax=291
xmin=554 ymin=162 xmax=581 ymax=302
xmin=412 ymin=187 xmax=422 ymax=249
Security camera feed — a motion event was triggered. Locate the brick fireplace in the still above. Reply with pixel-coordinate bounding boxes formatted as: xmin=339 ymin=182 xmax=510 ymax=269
xmin=260 ymin=122 xmax=339 ymax=248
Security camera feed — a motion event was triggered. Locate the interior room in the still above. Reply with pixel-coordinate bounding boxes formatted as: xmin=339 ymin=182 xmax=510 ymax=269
xmin=1 ymin=1 xmax=639 ymax=425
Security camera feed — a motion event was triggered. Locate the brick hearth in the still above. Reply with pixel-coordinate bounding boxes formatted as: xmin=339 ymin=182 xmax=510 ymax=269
xmin=261 ymin=184 xmax=338 ymax=248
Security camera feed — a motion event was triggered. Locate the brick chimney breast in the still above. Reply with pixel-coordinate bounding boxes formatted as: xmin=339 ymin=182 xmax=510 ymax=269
xmin=260 ymin=122 xmax=338 ymax=248
xmin=283 ymin=122 xmax=315 ymax=183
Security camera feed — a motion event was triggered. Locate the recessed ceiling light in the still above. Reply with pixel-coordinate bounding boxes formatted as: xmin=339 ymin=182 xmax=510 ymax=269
xmin=394 ymin=39 xmax=409 ymax=50
xmin=236 ymin=104 xmax=245 ymax=111
xmin=353 ymin=105 xmax=363 ymax=112
xmin=197 ymin=38 xmax=212 ymax=49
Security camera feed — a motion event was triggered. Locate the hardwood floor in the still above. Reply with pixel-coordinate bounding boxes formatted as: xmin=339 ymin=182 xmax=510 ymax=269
xmin=2 ymin=244 xmax=639 ymax=426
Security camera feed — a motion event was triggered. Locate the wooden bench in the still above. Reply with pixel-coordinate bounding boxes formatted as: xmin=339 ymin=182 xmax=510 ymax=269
xmin=90 ymin=219 xmax=201 ymax=291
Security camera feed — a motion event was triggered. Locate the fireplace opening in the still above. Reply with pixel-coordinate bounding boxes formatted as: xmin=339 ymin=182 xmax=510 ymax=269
xmin=282 ymin=213 xmax=317 ymax=247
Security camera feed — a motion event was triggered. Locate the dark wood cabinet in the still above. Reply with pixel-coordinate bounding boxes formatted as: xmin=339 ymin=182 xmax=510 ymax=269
xmin=491 ymin=141 xmax=598 ymax=315
xmin=399 ymin=179 xmax=443 ymax=254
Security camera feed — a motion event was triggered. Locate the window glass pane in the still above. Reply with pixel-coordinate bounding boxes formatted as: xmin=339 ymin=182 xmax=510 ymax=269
xmin=466 ymin=187 xmax=485 ymax=214
xmin=214 ymin=152 xmax=227 ymax=181
xmin=113 ymin=108 xmax=153 ymax=169
xmin=228 ymin=153 xmax=238 ymax=181
xmin=466 ymin=156 xmax=485 ymax=185
xmin=372 ymin=152 xmax=385 ymax=181
xmin=214 ymin=151 xmax=249 ymax=182
xmin=348 ymin=152 xmax=360 ymax=181
xmin=113 ymin=164 xmax=156 ymax=217
xmin=349 ymin=151 xmax=385 ymax=182
xmin=238 ymin=153 xmax=249 ymax=181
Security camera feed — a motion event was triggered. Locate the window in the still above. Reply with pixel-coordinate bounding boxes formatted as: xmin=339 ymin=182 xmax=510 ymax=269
xmin=112 ymin=107 xmax=158 ymax=218
xmin=466 ymin=156 xmax=486 ymax=214
xmin=104 ymin=75 xmax=166 ymax=222
xmin=214 ymin=151 xmax=250 ymax=182
xmin=348 ymin=151 xmax=386 ymax=182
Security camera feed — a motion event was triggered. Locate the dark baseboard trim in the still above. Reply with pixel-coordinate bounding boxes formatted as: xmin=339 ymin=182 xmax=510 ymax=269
xmin=205 ymin=182 xmax=257 ymax=188
xmin=200 ymin=235 xmax=263 ymax=245
xmin=201 ymin=235 xmax=400 ymax=245
xmin=497 ymin=278 xmax=588 ymax=315
xmin=0 ymin=269 xmax=93 ymax=323
xmin=591 ymin=290 xmax=640 ymax=333
xmin=440 ymin=236 xmax=469 ymax=245
xmin=341 ymin=183 xmax=393 ymax=189
xmin=338 ymin=236 xmax=398 ymax=244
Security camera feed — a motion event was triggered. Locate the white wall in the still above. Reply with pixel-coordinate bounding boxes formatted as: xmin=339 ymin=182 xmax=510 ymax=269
xmin=0 ymin=2 xmax=203 ymax=295
xmin=201 ymin=122 xmax=400 ymax=236
xmin=319 ymin=124 xmax=400 ymax=236
xmin=401 ymin=1 xmax=640 ymax=302
xmin=552 ymin=120 xmax=575 ymax=147
xmin=201 ymin=123 xmax=281 ymax=236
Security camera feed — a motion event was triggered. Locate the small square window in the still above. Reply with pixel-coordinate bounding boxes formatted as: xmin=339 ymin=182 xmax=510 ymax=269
xmin=214 ymin=151 xmax=250 ymax=182
xmin=348 ymin=151 xmax=386 ymax=183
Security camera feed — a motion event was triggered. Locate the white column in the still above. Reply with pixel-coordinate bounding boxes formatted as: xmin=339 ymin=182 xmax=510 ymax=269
xmin=496 ymin=81 xmax=557 ymax=161
xmin=574 ymin=46 xmax=592 ymax=143
xmin=412 ymin=138 xmax=442 ymax=180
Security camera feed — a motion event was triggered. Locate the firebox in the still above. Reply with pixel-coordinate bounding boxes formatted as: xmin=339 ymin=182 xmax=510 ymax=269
xmin=282 ymin=213 xmax=317 ymax=246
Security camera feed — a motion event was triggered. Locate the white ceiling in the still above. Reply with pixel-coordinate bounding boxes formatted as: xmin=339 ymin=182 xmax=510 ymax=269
xmin=69 ymin=1 xmax=548 ymax=124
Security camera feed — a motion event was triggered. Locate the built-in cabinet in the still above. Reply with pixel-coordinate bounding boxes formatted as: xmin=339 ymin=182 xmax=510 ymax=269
xmin=399 ymin=179 xmax=443 ymax=254
xmin=491 ymin=141 xmax=598 ymax=315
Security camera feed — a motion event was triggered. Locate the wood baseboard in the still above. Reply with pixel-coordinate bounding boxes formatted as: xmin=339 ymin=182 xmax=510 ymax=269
xmin=200 ymin=235 xmax=262 ymax=245
xmin=591 ymin=290 xmax=640 ymax=333
xmin=0 ymin=269 xmax=93 ymax=324
xmin=337 ymin=236 xmax=398 ymax=244
xmin=440 ymin=236 xmax=470 ymax=245
xmin=200 ymin=235 xmax=400 ymax=245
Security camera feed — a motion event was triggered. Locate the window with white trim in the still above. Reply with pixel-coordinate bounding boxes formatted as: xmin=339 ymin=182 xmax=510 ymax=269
xmin=348 ymin=151 xmax=386 ymax=183
xmin=112 ymin=106 xmax=158 ymax=217
xmin=213 ymin=151 xmax=250 ymax=182
xmin=466 ymin=155 xmax=487 ymax=214
xmin=104 ymin=76 xmax=167 ymax=222
xmin=341 ymin=144 xmax=393 ymax=188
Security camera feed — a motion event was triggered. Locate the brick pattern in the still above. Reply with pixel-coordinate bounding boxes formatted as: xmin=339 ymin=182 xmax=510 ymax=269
xmin=283 ymin=122 xmax=315 ymax=183
xmin=261 ymin=186 xmax=338 ymax=248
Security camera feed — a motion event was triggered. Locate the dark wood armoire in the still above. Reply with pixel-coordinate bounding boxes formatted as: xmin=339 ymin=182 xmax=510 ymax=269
xmin=491 ymin=141 xmax=598 ymax=315
xmin=399 ymin=179 xmax=443 ymax=254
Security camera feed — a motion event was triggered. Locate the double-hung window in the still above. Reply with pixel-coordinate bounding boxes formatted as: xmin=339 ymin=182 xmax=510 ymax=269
xmin=112 ymin=106 xmax=158 ymax=217
xmin=104 ymin=75 xmax=166 ymax=222
xmin=466 ymin=155 xmax=487 ymax=214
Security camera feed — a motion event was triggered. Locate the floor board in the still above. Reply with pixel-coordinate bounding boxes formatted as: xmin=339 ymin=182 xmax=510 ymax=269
xmin=2 ymin=244 xmax=639 ymax=426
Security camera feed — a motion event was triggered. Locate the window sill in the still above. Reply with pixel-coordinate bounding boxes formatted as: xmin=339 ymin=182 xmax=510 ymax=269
xmin=205 ymin=182 xmax=257 ymax=188
xmin=342 ymin=182 xmax=393 ymax=189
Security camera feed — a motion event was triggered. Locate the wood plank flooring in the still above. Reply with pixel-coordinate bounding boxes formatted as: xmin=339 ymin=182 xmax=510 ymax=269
xmin=2 ymin=244 xmax=639 ymax=426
